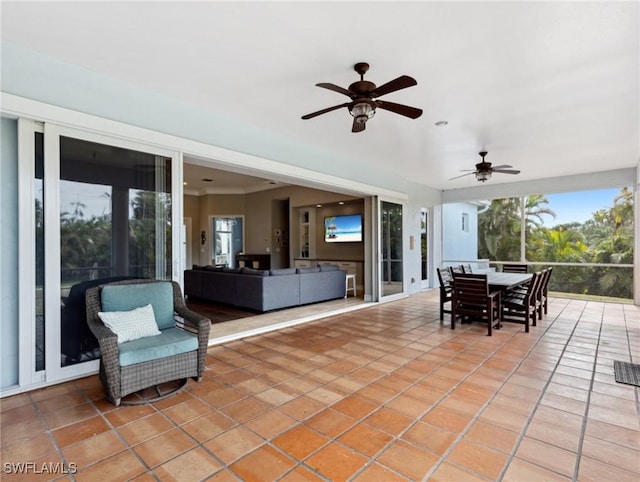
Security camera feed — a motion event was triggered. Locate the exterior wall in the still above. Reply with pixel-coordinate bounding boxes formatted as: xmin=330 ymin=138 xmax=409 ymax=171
xmin=1 ymin=117 xmax=19 ymax=389
xmin=442 ymin=202 xmax=479 ymax=262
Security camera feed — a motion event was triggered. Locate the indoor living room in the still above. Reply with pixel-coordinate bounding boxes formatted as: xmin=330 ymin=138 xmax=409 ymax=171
xmin=182 ymin=161 xmax=372 ymax=343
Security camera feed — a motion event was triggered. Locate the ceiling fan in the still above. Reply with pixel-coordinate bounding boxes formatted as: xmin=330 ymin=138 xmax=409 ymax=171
xmin=301 ymin=62 xmax=423 ymax=133
xmin=450 ymin=151 xmax=521 ymax=182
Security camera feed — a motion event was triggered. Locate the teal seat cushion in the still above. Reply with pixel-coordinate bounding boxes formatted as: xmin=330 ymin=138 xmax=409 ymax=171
xmin=101 ymin=282 xmax=175 ymax=330
xmin=118 ymin=327 xmax=198 ymax=366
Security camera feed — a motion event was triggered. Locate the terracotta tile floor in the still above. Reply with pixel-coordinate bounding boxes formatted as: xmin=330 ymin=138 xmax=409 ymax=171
xmin=2 ymin=291 xmax=639 ymax=481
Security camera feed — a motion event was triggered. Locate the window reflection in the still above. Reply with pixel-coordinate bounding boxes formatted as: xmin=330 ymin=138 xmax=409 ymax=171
xmin=59 ymin=137 xmax=172 ymax=366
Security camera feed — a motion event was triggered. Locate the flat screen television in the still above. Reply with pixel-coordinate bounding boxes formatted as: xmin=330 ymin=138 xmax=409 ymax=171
xmin=324 ymin=214 xmax=363 ymax=243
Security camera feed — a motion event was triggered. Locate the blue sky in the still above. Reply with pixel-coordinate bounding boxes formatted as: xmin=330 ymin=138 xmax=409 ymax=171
xmin=539 ymin=188 xmax=622 ymax=227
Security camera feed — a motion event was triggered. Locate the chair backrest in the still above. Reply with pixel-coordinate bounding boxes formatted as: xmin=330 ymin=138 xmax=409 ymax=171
xmin=462 ymin=264 xmax=473 ymax=273
xmin=541 ymin=267 xmax=553 ymax=294
xmin=451 ymin=272 xmax=490 ymax=306
xmin=99 ymin=280 xmax=176 ymax=330
xmin=524 ymin=272 xmax=541 ymax=303
xmin=437 ymin=267 xmax=453 ymax=292
xmin=449 ymin=265 xmax=465 ymax=275
xmin=503 ymin=263 xmax=528 ymax=273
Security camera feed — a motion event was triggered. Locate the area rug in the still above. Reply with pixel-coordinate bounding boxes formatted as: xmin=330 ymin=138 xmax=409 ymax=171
xmin=613 ymin=360 xmax=640 ymax=387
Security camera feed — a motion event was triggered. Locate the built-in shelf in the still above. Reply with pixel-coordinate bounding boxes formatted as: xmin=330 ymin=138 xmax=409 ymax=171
xmin=299 ymin=208 xmax=316 ymax=259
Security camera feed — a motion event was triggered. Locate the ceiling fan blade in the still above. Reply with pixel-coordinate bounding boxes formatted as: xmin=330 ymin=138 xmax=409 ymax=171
xmin=302 ymin=103 xmax=350 ymax=120
xmin=493 ymin=169 xmax=521 ymax=175
xmin=370 ymin=75 xmax=417 ymax=98
xmin=352 ymin=119 xmax=366 ymax=133
xmin=376 ymin=100 xmax=423 ymax=119
xmin=316 ymin=83 xmax=355 ymax=98
xmin=449 ymin=172 xmax=475 ymax=181
xmin=491 ymin=164 xmax=513 ymax=170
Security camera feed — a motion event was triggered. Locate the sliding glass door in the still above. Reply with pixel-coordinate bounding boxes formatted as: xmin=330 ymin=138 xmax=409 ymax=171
xmin=379 ymin=199 xmax=405 ymax=300
xmin=21 ymin=122 xmax=179 ymax=384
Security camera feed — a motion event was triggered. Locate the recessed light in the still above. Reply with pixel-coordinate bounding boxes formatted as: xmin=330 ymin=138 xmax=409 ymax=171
xmin=201 ymin=178 xmax=213 ymax=182
xmin=183 ymin=181 xmax=187 ymax=185
xmin=339 ymin=201 xmax=345 ymax=205
xmin=316 ymin=204 xmax=322 ymax=208
xmin=435 ymin=120 xmax=448 ymax=127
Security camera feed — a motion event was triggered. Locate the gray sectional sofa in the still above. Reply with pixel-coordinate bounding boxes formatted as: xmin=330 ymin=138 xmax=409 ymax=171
xmin=184 ymin=264 xmax=347 ymax=312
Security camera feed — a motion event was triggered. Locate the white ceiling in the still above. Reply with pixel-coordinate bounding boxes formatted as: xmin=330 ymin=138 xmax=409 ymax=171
xmin=2 ymin=2 xmax=638 ymax=191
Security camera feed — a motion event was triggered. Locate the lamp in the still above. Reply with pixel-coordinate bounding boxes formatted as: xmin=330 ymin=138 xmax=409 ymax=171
xmin=475 ymin=170 xmax=492 ymax=182
xmin=349 ymin=101 xmax=376 ymax=125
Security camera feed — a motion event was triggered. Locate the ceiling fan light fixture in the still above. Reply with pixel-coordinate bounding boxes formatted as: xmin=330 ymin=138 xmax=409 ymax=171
xmin=475 ymin=170 xmax=491 ymax=182
xmin=349 ymin=102 xmax=376 ymax=123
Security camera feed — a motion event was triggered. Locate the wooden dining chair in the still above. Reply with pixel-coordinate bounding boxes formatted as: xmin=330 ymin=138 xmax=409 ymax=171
xmin=461 ymin=264 xmax=473 ymax=273
xmin=502 ymin=271 xmax=540 ymax=332
xmin=451 ymin=272 xmax=502 ymax=336
xmin=449 ymin=265 xmax=465 ymax=275
xmin=538 ymin=267 xmax=553 ymax=318
xmin=436 ymin=267 xmax=454 ymax=320
xmin=502 ymin=263 xmax=528 ymax=273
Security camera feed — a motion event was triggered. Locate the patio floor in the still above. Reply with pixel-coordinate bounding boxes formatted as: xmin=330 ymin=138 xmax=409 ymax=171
xmin=2 ymin=290 xmax=639 ymax=481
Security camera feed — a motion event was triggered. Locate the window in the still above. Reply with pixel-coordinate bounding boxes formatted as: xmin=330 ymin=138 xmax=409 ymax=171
xmin=462 ymin=213 xmax=469 ymax=232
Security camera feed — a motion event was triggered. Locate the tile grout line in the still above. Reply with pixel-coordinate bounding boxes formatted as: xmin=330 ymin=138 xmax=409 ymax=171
xmin=494 ymin=299 xmax=593 ymax=481
xmin=418 ymin=300 xmax=571 ymax=481
xmin=571 ymin=303 xmax=606 ymax=482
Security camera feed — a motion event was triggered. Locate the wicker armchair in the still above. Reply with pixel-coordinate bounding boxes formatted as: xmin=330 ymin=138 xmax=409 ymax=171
xmin=86 ymin=279 xmax=210 ymax=406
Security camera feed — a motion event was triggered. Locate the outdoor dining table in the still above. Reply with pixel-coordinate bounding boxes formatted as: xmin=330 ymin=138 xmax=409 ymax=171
xmin=486 ymin=272 xmax=533 ymax=292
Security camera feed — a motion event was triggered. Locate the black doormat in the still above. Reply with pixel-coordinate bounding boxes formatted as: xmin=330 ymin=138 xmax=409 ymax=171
xmin=613 ymin=361 xmax=640 ymax=387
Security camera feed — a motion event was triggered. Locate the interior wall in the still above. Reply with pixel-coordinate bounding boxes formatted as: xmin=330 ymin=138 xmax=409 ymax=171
xmin=1 ymin=117 xmax=19 ymax=388
xmin=271 ymin=199 xmax=289 ymax=269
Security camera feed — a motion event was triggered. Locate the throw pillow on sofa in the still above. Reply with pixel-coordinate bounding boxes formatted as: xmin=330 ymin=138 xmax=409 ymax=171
xmin=297 ymin=267 xmax=320 ymax=274
xmin=223 ymin=266 xmax=242 ymax=273
xmin=242 ymin=267 xmax=270 ymax=276
xmin=270 ymin=268 xmax=297 ymax=276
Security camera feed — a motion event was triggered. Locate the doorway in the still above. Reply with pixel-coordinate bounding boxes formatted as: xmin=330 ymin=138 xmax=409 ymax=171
xmin=211 ymin=216 xmax=244 ymax=267
xmin=379 ymin=200 xmax=404 ymax=299
xmin=421 ymin=208 xmax=429 ymax=289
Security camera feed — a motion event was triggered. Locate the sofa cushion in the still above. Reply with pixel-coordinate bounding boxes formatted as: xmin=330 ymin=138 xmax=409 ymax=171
xmin=319 ymin=264 xmax=339 ymax=272
xmin=101 ymin=282 xmax=175 ymax=330
xmin=98 ymin=304 xmax=161 ymax=343
xmin=297 ymin=266 xmax=320 ymax=274
xmin=204 ymin=265 xmax=224 ymax=271
xmin=270 ymin=268 xmax=297 ymax=276
xmin=242 ymin=267 xmax=270 ymax=276
xmin=223 ymin=266 xmax=242 ymax=273
xmin=118 ymin=327 xmax=198 ymax=366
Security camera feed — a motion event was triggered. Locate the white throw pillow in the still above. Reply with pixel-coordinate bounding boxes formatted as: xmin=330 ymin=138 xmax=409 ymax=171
xmin=98 ymin=304 xmax=161 ymax=343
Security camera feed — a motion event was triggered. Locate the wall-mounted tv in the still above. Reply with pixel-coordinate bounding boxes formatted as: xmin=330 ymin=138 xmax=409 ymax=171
xmin=324 ymin=214 xmax=363 ymax=243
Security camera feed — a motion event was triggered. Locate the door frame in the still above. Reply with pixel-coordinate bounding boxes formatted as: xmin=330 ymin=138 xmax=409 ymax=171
xmin=208 ymin=215 xmax=245 ymax=267
xmin=17 ymin=120 xmax=182 ymax=387
xmin=375 ymin=196 xmax=407 ymax=302
xmin=420 ymin=207 xmax=430 ymax=289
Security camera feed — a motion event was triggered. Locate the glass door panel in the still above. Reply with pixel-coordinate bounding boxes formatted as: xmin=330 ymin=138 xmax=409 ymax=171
xmin=421 ymin=209 xmax=429 ymax=288
xmin=212 ymin=217 xmax=243 ymax=267
xmin=59 ymin=136 xmax=172 ymax=367
xmin=380 ymin=200 xmax=404 ymax=298
xmin=35 ymin=132 xmax=45 ymax=372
